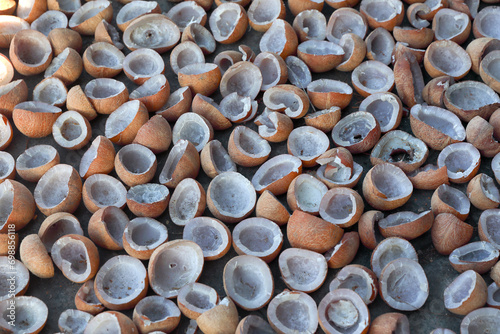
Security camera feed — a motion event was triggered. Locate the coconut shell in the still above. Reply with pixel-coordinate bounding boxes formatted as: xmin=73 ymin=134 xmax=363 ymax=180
xmin=255 ymin=190 xmax=290 ymax=226
xmin=20 ymin=234 xmax=54 ymax=278
xmin=197 ymin=298 xmax=239 ymax=334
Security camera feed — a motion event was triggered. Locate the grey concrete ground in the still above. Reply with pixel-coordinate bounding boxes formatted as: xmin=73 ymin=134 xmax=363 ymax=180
xmin=1 ymin=0 xmax=497 ymax=333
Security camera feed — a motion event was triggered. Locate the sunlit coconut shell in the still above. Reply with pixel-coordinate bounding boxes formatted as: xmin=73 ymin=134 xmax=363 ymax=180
xmin=287 ymin=126 xmax=329 ymax=167
xmin=44 ymin=48 xmax=83 ymax=87
xmin=370 ymin=313 xmax=410 ymax=334
xmin=292 ymin=9 xmax=326 ymax=42
xmin=12 ymin=101 xmax=62 ymax=138
xmin=183 ymin=216 xmax=231 ymax=261
xmin=51 ymin=234 xmax=99 ymax=283
xmin=133 ymin=295 xmax=181 ymax=333
xmin=351 ymin=60 xmax=394 ymax=97
xmin=94 ymin=255 xmax=148 ymax=310
xmin=431 ymin=184 xmax=470 ymax=220
xmin=34 ymin=164 xmax=82 ymax=216
xmin=170 ymin=41 xmax=204 ymax=76
xmin=172 ymin=113 xmax=214 ymax=153
xmin=247 ymin=0 xmax=286 ymax=32
xmin=307 ymin=79 xmax=352 ymax=110
xmin=82 ymin=175 xmax=127 ymax=214
xmin=191 ymin=94 xmax=230 ymax=131
xmin=0 ymin=79 xmax=28 ymax=118
xmin=232 ymin=217 xmax=283 ymax=263
xmin=65 ymin=85 xmax=97 ymax=121
xmin=393 ymin=27 xmax=434 ymax=49
xmin=32 ymin=77 xmax=67 ymax=108
xmin=0 ymin=179 xmax=35 ymax=232
xmin=297 ymin=40 xmax=343 ymax=73
xmin=38 ymin=212 xmax=83 ymax=252
xmin=330 ymin=264 xmax=379 ymax=305
xmin=224 ymin=255 xmax=274 ymax=309
xmin=0 ymin=54 xmax=13 ymax=86
xmin=159 ymin=139 xmax=200 ymax=188
xmin=473 ymin=6 xmax=500 ymax=39
xmin=123 ymin=217 xmax=168 ymax=260
xmin=480 ymin=50 xmax=500 ymax=94
xmin=114 ymin=144 xmax=157 ymax=187
xmin=466 ymin=37 xmax=500 ymax=74
xmin=410 ymin=104 xmax=465 ymax=150
xmin=105 ymin=100 xmax=149 ymax=145
xmin=253 ymin=52 xmax=287 ymax=91
xmin=437 ymin=142 xmax=481 ymax=183
xmin=424 ymin=40 xmax=471 ymax=80
xmin=493 ymin=262 xmax=500 ymax=286
xmin=116 ymin=0 xmax=161 ymax=31
xmin=75 ymin=280 xmax=105 ymax=315
xmin=324 ymin=232 xmax=360 ymax=269
xmin=251 ymin=154 xmax=303 ymax=195
xmin=88 ymin=206 xmax=128 ymax=251
xmin=236 ymin=315 xmax=274 ymax=334
xmin=129 ymin=75 xmax=170 ymax=113
xmin=148 ymin=240 xmax=204 ymax=298
xmin=94 ymin=19 xmax=124 ymax=50
xmin=16 ymin=0 xmax=46 ymax=24
xmin=279 ymin=248 xmax=328 ymax=293
xmin=0 ymin=258 xmax=29 ymax=300
xmin=0 ymin=15 xmax=30 ymax=49
xmin=84 ymin=78 xmax=128 ymax=115
xmin=318 ymin=289 xmax=370 ymax=334
xmin=209 ymin=3 xmax=248 ymax=44
xmin=267 ymin=290 xmax=318 ymax=334
xmin=422 ymin=76 xmax=454 ymax=108
xmin=433 ymin=8 xmax=471 ymax=44
xmin=20 ymin=234 xmax=54 ymax=278
xmin=371 ymin=237 xmax=418 ymax=277
xmin=326 ymin=7 xmax=367 ymax=43
xmin=228 ymin=126 xmax=270 ymax=167
xmin=79 ymin=136 xmax=115 ymax=179
xmin=449 ymin=241 xmax=499 ymax=274
xmin=255 ymin=190 xmax=290 ymax=226
xmin=47 ymin=28 xmax=82 ymax=56
xmin=15 ymin=145 xmax=58 ymax=183
xmin=332 ymin=111 xmax=381 ymax=154
xmin=358 ymin=92 xmax=402 ymax=133
xmin=84 ymin=311 xmax=137 ymax=333
xmin=0 ymin=296 xmax=48 ymax=333
xmin=123 ymin=14 xmax=180 ymax=53
xmin=169 ymin=178 xmax=205 ymax=226
xmin=207 ymin=171 xmax=256 ymax=223
xmin=182 ymin=23 xmax=216 ymax=54
xmin=358 ymin=210 xmax=385 ymax=250
xmin=127 ymin=183 xmax=169 ymax=218
xmin=443 ymin=81 xmax=500 ymax=121
xmin=431 ymin=213 xmax=473 ymax=256
xmin=178 ymin=63 xmax=221 ymax=97
xmin=157 ymin=86 xmax=192 ymax=122
xmin=287 ymin=174 xmax=327 ymax=214
xmin=83 ymin=42 xmax=124 ymax=79
xmin=201 ymin=139 xmax=237 ymax=178
xmin=444 ymin=270 xmax=487 ymax=315
xmin=319 ymin=188 xmax=363 ymax=228
xmin=58 ymin=309 xmax=93 ymax=334
xmin=479 ymin=209 xmax=500 ymax=249
xmin=69 ymin=1 xmax=112 ymax=35
xmin=197 ymin=297 xmax=239 ymax=334
xmin=0 ymin=0 xmax=16 ymax=15
xmin=379 ymin=257 xmax=429 ymax=311
xmin=467 ymin=174 xmax=500 ymax=210
xmin=31 ymin=10 xmax=67 ymax=37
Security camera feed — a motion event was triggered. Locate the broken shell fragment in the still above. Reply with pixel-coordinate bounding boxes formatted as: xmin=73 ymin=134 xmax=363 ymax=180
xmin=182 ymin=23 xmax=216 ymax=54
xmin=329 ymin=264 xmax=379 ymax=305
xmin=159 ymin=139 xmax=200 ymax=188
xmin=324 ymin=232 xmax=360 ymax=269
xmin=479 ymin=209 xmax=500 ymax=249
xmin=331 ymin=111 xmax=381 ymax=154
xmin=209 ymin=3 xmax=248 ymax=44
xmin=75 ymin=280 xmax=105 ymax=315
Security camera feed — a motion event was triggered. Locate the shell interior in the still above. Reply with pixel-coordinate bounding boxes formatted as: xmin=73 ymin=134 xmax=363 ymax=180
xmin=58 ymin=309 xmax=93 ymax=333
xmin=252 ymin=155 xmax=301 ymax=190
xmin=254 ymin=53 xmax=282 ymax=90
xmin=169 ymin=179 xmax=202 ymax=226
xmin=0 ymin=258 xmax=29 ymax=301
xmin=125 ymin=218 xmax=168 ymax=250
xmin=85 ymin=79 xmax=126 ymax=99
xmin=294 ymin=10 xmax=326 ymax=40
xmin=172 ymin=113 xmax=210 ymax=152
xmin=85 ymin=174 xmax=126 ymax=208
xmin=69 ymin=1 xmax=110 ymax=27
xmin=279 ymin=248 xmax=328 ymax=292
xmin=0 ymin=181 xmax=13 ymax=228
xmin=327 ymin=9 xmax=367 ymax=42
xmin=371 ymin=237 xmax=418 ymax=277
xmin=135 ymin=296 xmax=180 ymax=323
xmin=361 ymin=0 xmax=402 ymax=21
xmin=446 ymin=81 xmax=500 ymax=110
xmin=234 ymin=126 xmax=271 ymax=158
xmin=13 ymin=33 xmax=52 ymax=66
xmin=260 ymin=20 xmax=287 ymax=55
xmin=299 ymin=40 xmax=344 ymax=56
xmin=476 ymin=7 xmax=500 ymax=38
xmin=289 ymin=126 xmax=329 ymax=160
xmin=209 ymin=4 xmax=240 ymax=40
xmin=264 ymin=89 xmax=304 ymax=116
xmin=438 ymin=143 xmax=480 ymax=179
xmin=481 ymin=209 xmax=500 ymax=247
xmin=166 ymin=2 xmax=206 ymax=31
xmin=183 ymin=217 xmax=229 ymax=258
xmin=434 ymin=9 xmax=469 ymax=40
xmin=124 ymin=49 xmax=164 ymax=78
xmin=79 ymin=137 xmax=102 ymax=177
xmin=450 ymin=241 xmax=499 ymax=264
xmin=233 ymin=218 xmax=282 ymax=257
xmin=209 ymin=140 xmax=236 ymax=174
xmin=130 ymin=74 xmax=166 ymax=99
xmin=0 ymin=297 xmax=48 ymax=332
xmin=119 ymin=144 xmax=155 ymax=175
xmin=370 ymin=164 xmax=412 ymax=200
xmin=53 ymin=111 xmax=88 ymax=147
xmin=329 ymin=266 xmax=376 ymax=304
xmin=171 ymin=42 xmax=204 ymax=74
xmin=84 ymin=313 xmax=121 ymax=332
xmin=178 ymin=283 xmax=217 ymax=314
xmin=128 ymin=183 xmax=169 ymax=204
xmin=481 ymin=174 xmax=500 ymax=203
xmin=34 ymin=165 xmax=73 ymax=209
xmin=40 ymin=216 xmax=83 ymax=251
xmin=116 ymin=1 xmax=159 ymax=25
xmin=360 ymin=93 xmax=400 ymax=132
xmin=45 ymin=48 xmax=70 ymax=77
xmin=411 ymin=104 xmax=465 ymax=140
xmin=188 ymin=23 xmax=216 ymax=53
xmin=333 ymin=112 xmax=377 ymax=146
xmin=248 ymin=0 xmax=281 ymax=25
xmin=159 ymin=140 xmax=189 ymax=184
xmin=33 ymin=78 xmax=66 ymax=105
xmin=371 ymin=130 xmax=428 ymax=165
xmin=444 ymin=270 xmax=477 ymax=310
xmin=0 ymin=152 xmax=14 ymax=179
xmin=268 ymin=292 xmax=318 ymax=333
xmin=436 ymin=184 xmax=470 ymax=215
xmin=105 ymin=101 xmax=141 ymax=139
xmin=293 ymin=175 xmax=327 ymax=213
xmin=320 ymin=192 xmax=356 ymax=224
xmin=124 ymin=15 xmax=180 ymax=49
xmin=51 ymin=237 xmax=92 ymax=281
xmin=32 ymin=11 xmax=68 ymax=36
xmin=352 ymin=61 xmax=394 ymax=93
xmin=285 ymin=56 xmax=312 ymax=89
xmin=427 ymin=42 xmax=471 ymax=77
xmin=461 ymin=308 xmax=500 ymax=333
xmin=366 ymin=28 xmax=395 ymax=65
xmin=210 ymin=172 xmax=256 ymax=218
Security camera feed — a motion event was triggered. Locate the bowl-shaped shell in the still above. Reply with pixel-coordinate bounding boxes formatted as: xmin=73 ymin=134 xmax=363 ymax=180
xmin=178 ymin=63 xmax=222 ymax=97
xmin=449 ymin=241 xmax=499 ymax=274
xmin=200 ymin=139 xmax=236 ymax=178
xmin=84 ymin=311 xmax=137 ymax=334
xmin=88 ymin=206 xmax=129 ymax=251
xmin=123 ymin=217 xmax=168 ymax=260
xmin=52 ymin=110 xmax=92 ymax=150
xmin=0 ymin=180 xmax=35 ymax=232
xmin=58 ymin=309 xmax=94 ymax=333
xmin=75 ymin=280 xmax=105 ymax=315
xmin=460 ymin=308 xmax=500 ymax=334
xmin=331 ymin=111 xmax=381 ymax=154
xmin=360 ymin=0 xmax=404 ymax=31
xmin=307 ymin=79 xmax=353 ymax=110
xmin=437 ymin=142 xmax=481 ymax=183
xmin=115 ymin=144 xmax=157 ymax=187
xmin=0 ymin=258 xmax=29 ymax=301
xmin=79 ymin=135 xmax=115 ymax=179
xmin=82 ymin=174 xmax=127 ymax=213
xmin=183 ymin=216 xmax=231 ymax=261
xmin=378 ymin=210 xmax=434 ymax=240
xmin=236 ymin=315 xmax=274 ymax=334
xmin=359 ymin=92 xmax=402 ymax=133
xmin=45 ymin=48 xmax=83 ymax=86
xmin=351 ymin=60 xmax=395 ymax=97
xmin=83 ymin=42 xmax=124 ymax=79
xmin=66 ymin=85 xmax=97 ymax=121
xmin=127 ymin=183 xmax=170 ymax=218
xmin=319 ymin=187 xmax=364 ymax=228
xmin=84 ymin=78 xmax=129 ymax=115
xmin=220 ymin=61 xmax=262 ymax=99
xmin=0 ymin=79 xmax=28 ymax=118
xmin=371 ymin=237 xmax=418 ymax=277
xmin=197 ymin=297 xmax=239 ymax=334
xmin=444 ymin=270 xmax=487 ymax=315
xmin=169 ymin=178 xmax=205 ymax=226
xmin=20 ymin=234 xmax=54 ymax=278
xmin=228 ymin=126 xmax=270 ymax=167
xmin=255 ymin=190 xmax=290 ymax=226
xmin=38 ymin=212 xmax=83 ymax=252
xmin=105 ymin=100 xmax=149 ymax=146
xmin=9 ymin=29 xmax=52 ymax=76
xmin=116 ymin=1 xmax=161 ymax=31
xmin=287 ymin=174 xmax=327 ymax=214
xmin=326 ymin=8 xmax=368 ymax=42
xmin=156 ymin=86 xmax=192 ymax=122
xmin=209 ymin=3 xmax=248 ymax=44
xmin=247 ymin=0 xmax=286 ymax=32
xmin=267 ymin=290 xmax=318 ymax=334
xmin=370 ymin=313 xmax=410 ymax=334
xmin=329 ymin=264 xmax=379 ymax=305
xmin=424 ymin=40 xmax=471 ymax=79
xmin=432 ymin=213 xmax=473 ymax=255
xmin=233 ymin=217 xmax=283 ymax=263
xmin=252 ymin=154 xmax=303 ymax=195
xmin=159 ymin=139 xmax=200 ymax=188
xmin=69 ymin=1 xmax=112 ymax=35
xmin=0 ymin=296 xmax=48 ymax=333
xmin=479 ymin=209 xmax=500 ymax=249
xmin=133 ymin=296 xmax=181 ymax=333
xmin=123 ymin=14 xmax=180 ymax=53
xmin=13 ymin=101 xmax=62 ymax=138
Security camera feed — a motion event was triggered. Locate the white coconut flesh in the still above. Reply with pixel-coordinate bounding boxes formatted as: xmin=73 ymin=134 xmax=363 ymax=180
xmin=128 ymin=183 xmax=169 ymax=204
xmin=210 ymin=172 xmax=256 ymax=218
xmin=434 ymin=9 xmax=469 ymax=40
xmin=268 ymin=291 xmax=318 ymax=333
xmin=370 ymin=164 xmax=413 ymax=200
xmin=53 ymin=112 xmax=88 ymax=147
xmin=438 ymin=143 xmax=480 ymax=180
xmin=362 ymin=0 xmax=402 ymax=21
xmin=248 ymin=0 xmax=281 ymax=25
xmin=124 ymin=15 xmax=180 ymax=49
xmin=482 ymin=51 xmax=500 ymax=81
xmin=224 ymin=255 xmax=273 ymax=309
xmin=96 ymin=255 xmax=147 ymax=304
xmin=320 ymin=193 xmax=356 ymax=224
xmin=366 ymin=29 xmax=395 ymax=65
xmin=0 ymin=296 xmax=48 ymax=333
xmin=0 ymin=80 xmax=22 ymax=96
xmin=0 ymin=182 xmax=13 ymax=228
xmin=352 ymin=62 xmax=394 ymax=93
xmin=289 ymin=126 xmax=329 ymax=160
xmin=480 ymin=210 xmax=500 ymax=247
xmin=85 ymin=175 xmax=126 ymax=208
xmin=260 ymin=20 xmax=287 ymax=54
xmin=372 ymin=131 xmax=428 ymax=165
xmin=215 ymin=53 xmax=238 ymax=73
xmin=34 ymin=165 xmax=73 ymax=209
xmin=318 ymin=162 xmax=362 ymax=185
xmin=293 ymin=175 xmax=327 ymax=213
xmin=210 ymin=5 xmax=240 ymax=40
xmin=480 ymin=174 xmax=500 ymax=203
xmin=40 ymin=216 xmax=83 ymax=251
xmin=308 ymin=78 xmax=353 ymax=95
xmin=12 ymin=36 xmax=52 ymax=66
xmin=329 ymin=267 xmax=375 ymax=304
xmin=220 ymin=62 xmax=262 ymax=99
xmin=461 ymin=308 xmax=500 ymax=333
xmin=105 ymin=101 xmax=141 ymax=139
xmin=77 ymin=280 xmax=101 ymax=306
xmin=254 ymin=54 xmax=282 ymax=89
xmin=32 ymin=11 xmax=68 ymax=36
xmin=446 ymin=81 xmax=500 ymax=110
xmin=233 ymin=218 xmax=282 ymax=257
xmin=333 ymin=112 xmax=377 ymax=145
xmin=169 ymin=179 xmax=202 ymax=226
xmin=167 ymin=2 xmax=205 ymax=31
xmin=264 ymin=90 xmax=303 ymax=115
xmin=15 ymin=101 xmax=61 ymax=114
xmin=494 ymin=153 xmax=500 ymax=182
xmin=178 ymin=283 xmax=217 ymax=314
xmin=360 ymin=94 xmax=400 ymax=132
xmin=130 ymin=74 xmax=167 ymax=99
xmin=125 ymin=50 xmax=163 ymax=78
xmin=327 ymin=10 xmax=367 ymax=42
xmin=380 ymin=258 xmax=429 ymax=311
xmin=256 ymin=110 xmax=279 ymax=137
xmin=279 ymin=248 xmax=328 ymax=292
xmin=233 ymin=127 xmax=271 ymax=157
xmin=70 ymin=1 xmax=110 ymax=26
xmin=0 ymin=152 xmax=13 ymax=179
xmin=209 ymin=140 xmax=236 ymax=174
xmin=295 ymin=10 xmax=326 ymax=40
xmin=52 ymin=0 xmax=81 ymax=12
xmin=252 ymin=155 xmax=301 ymax=190
xmin=149 ymin=242 xmax=203 ymax=298
xmin=436 ymin=186 xmax=469 ymax=217
xmin=171 ymin=43 xmax=204 ymax=74
xmin=476 ymin=7 xmax=500 ymax=39
xmin=444 ymin=270 xmax=477 ymax=310
xmin=159 ymin=140 xmax=189 ymax=184
xmin=87 ymin=43 xmax=124 ymax=69
xmin=85 ymin=79 xmax=125 ymax=100
xmin=58 ymin=309 xmax=93 ymax=333
xmin=51 ymin=237 xmax=92 ymax=281
xmin=379 ymin=211 xmax=430 ymax=230
xmin=298 ymin=40 xmax=344 ymax=56
xmin=125 ymin=218 xmax=167 ymax=250
xmin=450 ymin=241 xmax=499 ymax=264
xmin=118 ymin=144 xmax=155 ymax=175
xmin=371 ymin=237 xmax=418 ymax=277
xmin=188 ymin=23 xmax=216 ymax=53
xmin=33 ymin=78 xmax=67 ymax=105
xmin=239 ymin=314 xmax=275 ymax=334
xmin=487 ymin=282 xmax=500 ymax=307
xmin=135 ymin=296 xmax=180 ymax=323
xmin=0 ymin=258 xmax=29 ymax=301
xmin=179 ymin=63 xmax=216 ymax=77
xmin=285 ymin=56 xmax=312 ymax=89
xmin=183 ymin=217 xmax=229 ymax=258
xmin=172 ymin=113 xmax=210 ymax=152
xmin=117 ymin=1 xmax=158 ymax=25
xmin=411 ymin=104 xmax=465 ymax=140
xmin=84 ymin=312 xmax=121 ymax=332
xmin=427 ymin=44 xmax=471 ymax=77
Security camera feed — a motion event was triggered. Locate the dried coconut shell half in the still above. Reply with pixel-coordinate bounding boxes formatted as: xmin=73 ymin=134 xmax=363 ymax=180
xmin=260 ymin=19 xmax=298 ymax=60
xmin=444 ymin=270 xmax=487 ymax=315
xmin=460 ymin=307 xmax=500 ymax=334
xmin=123 ymin=217 xmax=168 ymax=260
xmin=66 ymin=85 xmax=97 ymax=121
xmin=172 ymin=113 xmax=214 ymax=152
xmin=329 ymin=264 xmax=379 ymax=305
xmin=358 ymin=210 xmax=385 ymax=250
xmin=127 ymin=183 xmax=169 ymax=218
xmin=254 ymin=52 xmax=288 ymax=91
xmin=133 ymin=114 xmax=172 ymax=153
xmin=38 ymin=212 xmax=83 ymax=252
xmin=359 ymin=92 xmax=402 ymax=133
xmin=9 ymin=29 xmax=52 ymax=76
xmin=159 ymin=139 xmax=200 ymax=188
xmin=351 ymin=60 xmax=395 ymax=97
xmin=326 ymin=8 xmax=368 ymax=43
xmin=449 ymin=241 xmax=499 ymax=274
xmin=79 ymin=135 xmax=115 ymax=179
xmin=479 ymin=209 xmax=500 ymax=249
xmin=255 ymin=190 xmax=290 ymax=226
xmin=82 ymin=174 xmax=127 ymax=213
xmin=0 ymin=296 xmax=48 ymax=333
xmin=378 ymin=210 xmax=434 ymax=240
xmin=360 ymin=0 xmax=404 ymax=31
xmin=84 ymin=311 xmax=137 ymax=333
xmin=124 ymin=48 xmax=165 ymax=85
xmin=13 ymin=101 xmax=62 ymax=138
xmin=148 ymin=240 xmax=204 ymax=299
xmin=263 ymin=84 xmax=309 ymax=119
xmin=319 ymin=187 xmax=364 ymax=228
xmin=331 ymin=111 xmax=381 ymax=154
xmin=285 ymin=55 xmax=312 ymax=89
xmin=157 ymin=86 xmax=192 ymax=122
xmin=182 ymin=23 xmax=216 ymax=55
xmin=69 ymin=0 xmax=112 ymax=35
xmin=58 ymin=309 xmax=93 ymax=334
xmin=84 ymin=78 xmax=129 ymax=115
xmin=267 ymin=290 xmax=318 ymax=334
xmin=307 ymin=79 xmax=352 ymax=111
xmin=115 ymin=144 xmax=157 ymax=187
xmin=0 ymin=257 xmax=29 ymax=301
xmin=105 ymin=100 xmax=149 ymax=146
xmin=287 ymin=174 xmax=327 ymax=215
xmin=200 ymin=139 xmax=236 ymax=178
xmin=437 ymin=142 xmax=481 ymax=183
xmin=0 ymin=180 xmax=35 ymax=232
xmin=0 ymin=79 xmax=28 ymax=118
xmin=88 ymin=206 xmax=129 ymax=251
xmin=247 ymin=0 xmax=286 ymax=32
xmin=252 ymin=154 xmax=302 ymax=195
xmin=45 ymin=48 xmax=83 ymax=86
xmin=123 ymin=14 xmax=180 ymax=53
xmin=130 ymin=74 xmax=170 ymax=113
xmin=279 ymin=247 xmax=327 ymax=293
xmin=287 ymin=126 xmax=329 ymax=167
xmin=83 ymin=42 xmax=124 ymax=79
xmin=0 ymin=16 xmax=30 ymax=49
xmin=20 ymin=234 xmax=54 ymax=278
xmin=95 ymin=19 xmax=124 ymax=50
xmin=293 ymin=9 xmax=326 ymax=42
xmin=371 ymin=237 xmax=418 ymax=277
xmin=408 ymin=164 xmax=449 ymax=190
xmin=192 ymin=94 xmax=231 ymax=131
xmin=197 ymin=297 xmax=239 ymax=334
xmin=467 ymin=173 xmax=500 ymax=210
xmin=133 ymin=295 xmax=181 ymax=333
xmin=209 ymin=3 xmax=248 ymax=44
xmin=52 ymin=110 xmax=92 ymax=150
xmin=183 ymin=216 xmax=231 ymax=261
xmin=33 ymin=77 xmax=67 ymax=107
xmin=169 ymin=178 xmax=205 ymax=226
xmin=304 ymin=107 xmax=342 ymax=133
xmin=432 ymin=213 xmax=473 ymax=255
xmin=220 ymin=61 xmax=262 ymax=99
xmin=236 ymin=315 xmax=274 ymax=334
xmin=224 ymin=255 xmax=274 ymax=310
xmin=424 ymin=40 xmax=471 ymax=79
xmin=116 ymin=1 xmax=161 ymax=31
xmin=228 ymin=126 xmax=270 ymax=167
xmin=431 ymin=184 xmax=470 ymax=220
xmin=232 ymin=217 xmax=283 ymax=263
xmin=0 ymin=151 xmax=14 ymax=184
xmin=94 ymin=255 xmax=148 ymax=310
xmin=51 ymin=234 xmax=99 ymax=283
xmin=75 ymin=280 xmax=105 ymax=315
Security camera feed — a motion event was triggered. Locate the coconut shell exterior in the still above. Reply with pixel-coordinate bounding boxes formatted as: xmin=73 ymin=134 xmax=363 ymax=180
xmin=255 ymin=190 xmax=290 ymax=226
xmin=408 ymin=165 xmax=449 ymax=190
xmin=0 ymin=180 xmax=35 ymax=232
xmin=66 ymin=85 xmax=98 ymax=121
xmin=157 ymin=87 xmax=192 ymax=122
xmin=192 ymin=94 xmax=232 ymax=131
xmin=288 ymin=0 xmax=324 ymax=16
xmin=0 ymin=79 xmax=28 ymax=118
xmin=17 ymin=145 xmax=56 ymax=182
xmin=362 ymin=165 xmax=412 ymax=211
xmin=108 ymin=102 xmax=149 ymax=145
xmin=467 ymin=174 xmax=500 ymax=210
xmin=20 ymin=234 xmax=54 ymax=278
xmin=369 ymin=313 xmax=409 ymax=334
xmin=71 ymin=3 xmax=113 ymax=36
xmin=287 ymin=210 xmax=344 ymax=253
xmin=9 ymin=29 xmax=52 ymax=76
xmin=466 ymin=117 xmax=500 ymax=158
xmin=492 ymin=261 xmax=500 ymax=286
xmin=88 ymin=207 xmax=126 ymax=251
xmin=0 ymin=233 xmax=18 ymax=256
xmin=248 ymin=0 xmax=286 ymax=32
xmin=431 ymin=187 xmax=469 ymax=220
xmin=50 ymin=48 xmax=83 ymax=86
xmin=379 ymin=211 xmax=434 ymax=240
xmin=197 ymin=298 xmax=239 ymax=334
xmin=75 ymin=280 xmax=106 ymax=315
xmin=325 ymin=232 xmax=360 ymax=268
xmin=13 ymin=105 xmax=62 ymax=138
xmin=358 ymin=210 xmax=385 ymax=250
xmin=228 ymin=129 xmax=270 ymax=168
xmin=445 ymin=271 xmax=487 ymax=315
xmin=127 ymin=193 xmax=169 ymax=218
xmin=162 ymin=141 xmax=200 ymax=188
xmin=410 ymin=113 xmax=461 ymax=151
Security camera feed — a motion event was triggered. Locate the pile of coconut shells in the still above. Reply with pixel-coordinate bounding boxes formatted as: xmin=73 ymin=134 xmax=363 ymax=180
xmin=2 ymin=0 xmax=500 ymax=332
